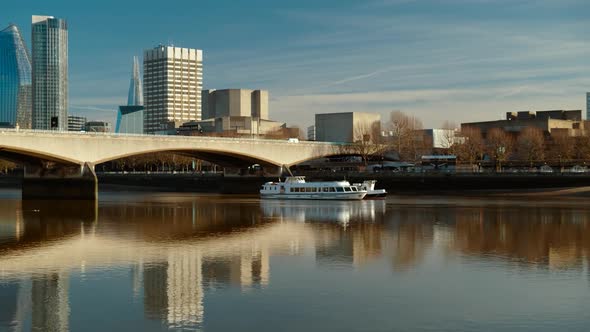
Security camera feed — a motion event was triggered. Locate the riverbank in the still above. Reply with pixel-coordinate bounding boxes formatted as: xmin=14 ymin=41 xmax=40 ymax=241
xmin=4 ymin=173 xmax=590 ymax=196
xmin=98 ymin=173 xmax=590 ymax=196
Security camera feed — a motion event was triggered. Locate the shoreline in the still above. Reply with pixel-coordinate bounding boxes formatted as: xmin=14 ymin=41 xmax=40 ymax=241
xmin=3 ymin=173 xmax=590 ymax=197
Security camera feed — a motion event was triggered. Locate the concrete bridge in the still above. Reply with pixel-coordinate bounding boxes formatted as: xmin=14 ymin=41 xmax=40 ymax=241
xmin=0 ymin=129 xmax=346 ymax=199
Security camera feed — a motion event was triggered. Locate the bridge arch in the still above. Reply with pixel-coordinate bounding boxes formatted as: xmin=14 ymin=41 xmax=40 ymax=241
xmin=0 ymin=145 xmax=82 ymax=165
xmin=92 ymin=147 xmax=284 ymax=168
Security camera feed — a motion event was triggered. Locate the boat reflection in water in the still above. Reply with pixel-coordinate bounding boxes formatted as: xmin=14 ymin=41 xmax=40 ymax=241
xmin=260 ymin=199 xmax=386 ymax=225
xmin=1 ymin=194 xmax=590 ymax=331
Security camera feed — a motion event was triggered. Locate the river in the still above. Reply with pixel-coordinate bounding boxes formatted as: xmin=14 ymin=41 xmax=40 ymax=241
xmin=0 ymin=189 xmax=589 ymax=331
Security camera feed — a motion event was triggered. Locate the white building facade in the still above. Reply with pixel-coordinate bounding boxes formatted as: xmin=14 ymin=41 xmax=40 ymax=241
xmin=143 ymin=46 xmax=203 ymax=134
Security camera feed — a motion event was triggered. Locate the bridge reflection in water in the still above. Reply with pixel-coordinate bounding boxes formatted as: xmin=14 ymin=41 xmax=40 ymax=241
xmin=1 ymin=195 xmax=590 ymax=330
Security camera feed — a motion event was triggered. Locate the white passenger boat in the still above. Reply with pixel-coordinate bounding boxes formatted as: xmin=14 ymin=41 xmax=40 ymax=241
xmin=353 ymin=180 xmax=387 ymax=198
xmin=260 ymin=176 xmax=367 ymax=200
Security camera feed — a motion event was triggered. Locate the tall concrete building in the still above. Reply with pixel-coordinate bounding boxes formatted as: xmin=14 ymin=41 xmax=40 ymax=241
xmin=116 ymin=56 xmax=144 ymax=134
xmin=143 ymin=45 xmax=202 ymax=134
xmin=178 ymin=88 xmax=292 ymax=137
xmin=201 ymin=89 xmax=269 ymax=120
xmin=0 ymin=24 xmax=32 ymax=128
xmin=315 ymin=112 xmax=382 ymax=143
xmin=31 ymin=15 xmax=68 ymax=130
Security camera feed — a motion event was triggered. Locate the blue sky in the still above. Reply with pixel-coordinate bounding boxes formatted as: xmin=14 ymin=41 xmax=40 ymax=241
xmin=3 ymin=0 xmax=589 ymax=129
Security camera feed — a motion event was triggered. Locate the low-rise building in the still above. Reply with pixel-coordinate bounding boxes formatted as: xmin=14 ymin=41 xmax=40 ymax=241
xmin=177 ymin=117 xmax=296 ymax=138
xmin=68 ymin=115 xmax=87 ymax=132
xmin=462 ymin=110 xmax=585 ymax=138
xmin=85 ymin=121 xmax=111 ymax=133
xmin=307 ymin=125 xmax=315 ymax=141
xmin=415 ymin=129 xmax=458 ymax=150
xmin=315 ymin=112 xmax=381 ymax=143
xmin=179 ymin=88 xmax=297 ymax=137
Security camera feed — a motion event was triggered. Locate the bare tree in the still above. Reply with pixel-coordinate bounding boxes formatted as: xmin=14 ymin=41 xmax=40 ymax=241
xmin=387 ymin=110 xmax=423 ymax=160
xmin=517 ymin=127 xmax=545 ymax=167
xmin=486 ymin=128 xmax=513 ymax=172
xmin=440 ymin=121 xmax=459 ymax=151
xmin=454 ymin=126 xmax=484 ymax=171
xmin=546 ymin=132 xmax=574 ymax=171
xmin=350 ymin=121 xmax=383 ymax=166
xmin=574 ymin=133 xmax=590 ymax=162
xmin=0 ymin=159 xmax=16 ymax=174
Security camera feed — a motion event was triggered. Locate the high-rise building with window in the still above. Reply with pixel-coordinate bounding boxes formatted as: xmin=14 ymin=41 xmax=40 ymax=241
xmin=0 ymin=24 xmax=32 ymax=128
xmin=31 ymin=15 xmax=68 ymax=130
xmin=116 ymin=56 xmax=145 ymax=134
xmin=143 ymin=45 xmax=202 ymax=134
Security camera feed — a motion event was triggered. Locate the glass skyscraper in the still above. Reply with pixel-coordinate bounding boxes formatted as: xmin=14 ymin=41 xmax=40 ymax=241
xmin=116 ymin=56 xmax=145 ymax=134
xmin=0 ymin=24 xmax=32 ymax=128
xmin=31 ymin=15 xmax=68 ymax=130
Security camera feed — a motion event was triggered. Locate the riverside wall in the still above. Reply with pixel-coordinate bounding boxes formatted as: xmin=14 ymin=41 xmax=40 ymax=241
xmin=4 ymin=172 xmax=590 ymax=195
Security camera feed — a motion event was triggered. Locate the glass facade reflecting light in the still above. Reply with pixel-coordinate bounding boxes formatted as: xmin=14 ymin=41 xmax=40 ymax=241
xmin=31 ymin=15 xmax=68 ymax=130
xmin=116 ymin=106 xmax=144 ymax=134
xmin=116 ymin=56 xmax=145 ymax=134
xmin=0 ymin=24 xmax=32 ymax=128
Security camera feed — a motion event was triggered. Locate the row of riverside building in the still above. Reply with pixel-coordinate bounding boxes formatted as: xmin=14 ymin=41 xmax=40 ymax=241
xmin=0 ymin=15 xmax=297 ymax=137
xmin=0 ymin=16 xmax=67 ymax=130
xmin=116 ymin=45 xmax=296 ymax=137
xmin=1 ymin=16 xmax=589 ymax=142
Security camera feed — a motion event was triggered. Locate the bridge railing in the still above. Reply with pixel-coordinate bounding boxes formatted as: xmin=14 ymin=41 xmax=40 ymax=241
xmin=0 ymin=128 xmax=350 ymax=147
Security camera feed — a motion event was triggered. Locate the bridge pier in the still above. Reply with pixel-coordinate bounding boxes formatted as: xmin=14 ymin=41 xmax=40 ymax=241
xmin=22 ymin=162 xmax=97 ymax=200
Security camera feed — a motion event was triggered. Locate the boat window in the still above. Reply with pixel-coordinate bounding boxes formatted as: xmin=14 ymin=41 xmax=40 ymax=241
xmin=312 ymin=188 xmax=317 ymax=192
xmin=323 ymin=187 xmax=329 ymax=192
xmin=352 ymin=187 xmax=357 ymax=191
xmin=344 ymin=187 xmax=351 ymax=192
xmin=290 ymin=188 xmax=294 ymax=192
xmin=336 ymin=187 xmax=344 ymax=192
xmin=330 ymin=187 xmax=336 ymax=192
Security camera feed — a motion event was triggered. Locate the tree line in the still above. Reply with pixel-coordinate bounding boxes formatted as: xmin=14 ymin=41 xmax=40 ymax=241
xmin=347 ymin=110 xmax=590 ymax=170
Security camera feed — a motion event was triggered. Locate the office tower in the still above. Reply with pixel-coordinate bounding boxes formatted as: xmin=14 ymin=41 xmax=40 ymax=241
xmin=67 ymin=114 xmax=86 ymax=131
xmin=143 ymin=45 xmax=203 ymax=134
xmin=0 ymin=24 xmax=32 ymax=128
xmin=31 ymin=15 xmax=68 ymax=130
xmin=116 ymin=56 xmax=145 ymax=134
xmin=201 ymin=89 xmax=269 ymax=120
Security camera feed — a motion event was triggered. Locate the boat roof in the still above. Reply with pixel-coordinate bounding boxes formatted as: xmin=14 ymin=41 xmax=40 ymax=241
xmin=264 ymin=180 xmax=353 ymax=187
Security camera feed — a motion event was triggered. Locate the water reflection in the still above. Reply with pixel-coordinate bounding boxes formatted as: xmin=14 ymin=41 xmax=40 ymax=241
xmin=0 ymin=194 xmax=589 ymax=331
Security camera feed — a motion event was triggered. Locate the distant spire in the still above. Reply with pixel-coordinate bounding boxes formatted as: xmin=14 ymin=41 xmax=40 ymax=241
xmin=127 ymin=56 xmax=143 ymax=106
